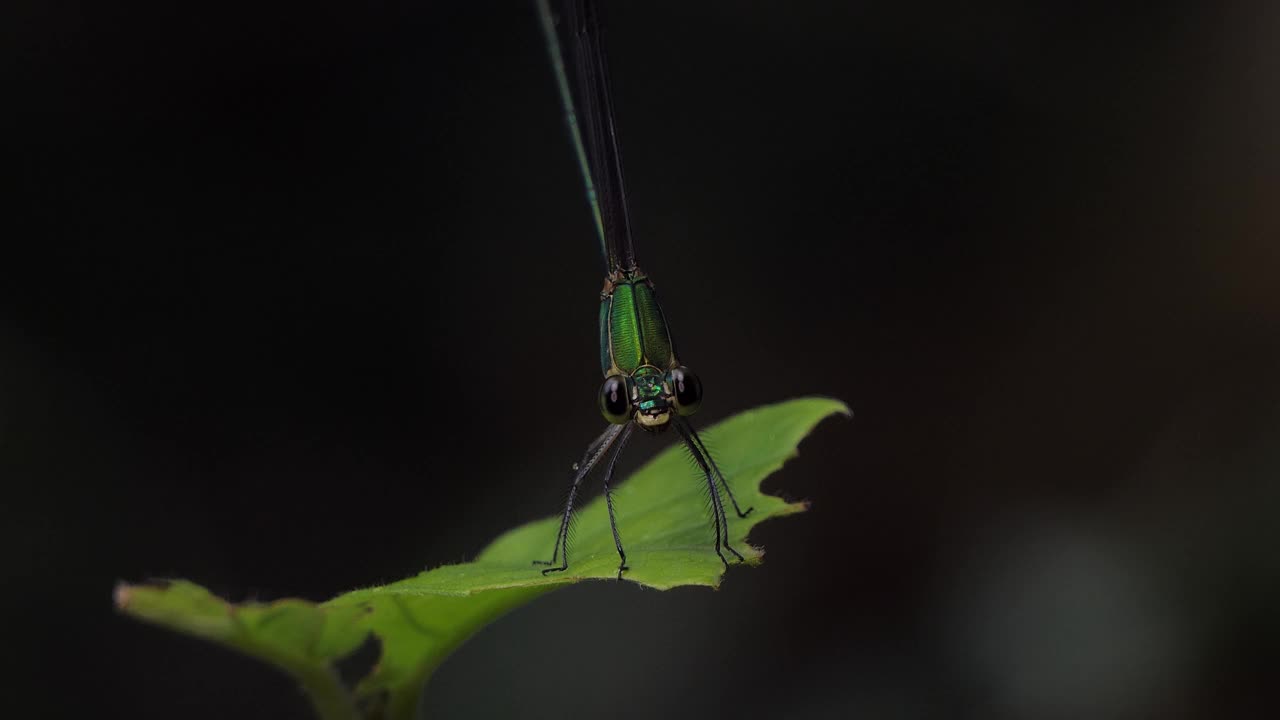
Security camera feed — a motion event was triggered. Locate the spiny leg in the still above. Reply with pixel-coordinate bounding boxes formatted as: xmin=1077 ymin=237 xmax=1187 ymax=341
xmin=535 ymin=423 xmax=625 ymax=574
xmin=675 ymin=421 xmax=745 ymax=567
xmin=677 ymin=415 xmax=753 ymax=519
xmin=600 ymin=423 xmax=635 ymax=579
xmin=676 ymin=423 xmax=744 ymax=559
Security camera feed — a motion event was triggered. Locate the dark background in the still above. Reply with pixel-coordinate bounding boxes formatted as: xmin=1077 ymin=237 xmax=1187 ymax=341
xmin=5 ymin=1 xmax=1278 ymax=717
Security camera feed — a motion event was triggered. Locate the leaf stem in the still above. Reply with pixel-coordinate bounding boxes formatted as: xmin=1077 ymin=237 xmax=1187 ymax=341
xmin=293 ymin=665 xmax=360 ymax=720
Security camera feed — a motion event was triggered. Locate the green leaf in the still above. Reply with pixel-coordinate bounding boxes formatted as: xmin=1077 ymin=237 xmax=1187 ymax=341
xmin=113 ymin=580 xmax=370 ymax=720
xmin=116 ymin=397 xmax=848 ymax=719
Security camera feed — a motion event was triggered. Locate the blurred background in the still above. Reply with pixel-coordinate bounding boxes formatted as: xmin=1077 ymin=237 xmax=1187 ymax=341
xmin=4 ymin=0 xmax=1278 ymax=717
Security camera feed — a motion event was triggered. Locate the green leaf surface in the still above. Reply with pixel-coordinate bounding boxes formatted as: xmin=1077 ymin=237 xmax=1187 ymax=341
xmin=116 ymin=397 xmax=847 ymax=719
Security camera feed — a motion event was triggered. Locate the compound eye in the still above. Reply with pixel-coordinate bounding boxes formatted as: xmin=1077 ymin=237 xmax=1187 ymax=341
xmin=669 ymin=366 xmax=702 ymax=416
xmin=598 ymin=375 xmax=631 ymax=424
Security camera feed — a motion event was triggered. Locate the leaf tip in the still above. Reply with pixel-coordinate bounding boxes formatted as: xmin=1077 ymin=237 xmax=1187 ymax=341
xmin=809 ymin=396 xmax=852 ymax=418
xmin=113 ymin=581 xmax=133 ymax=611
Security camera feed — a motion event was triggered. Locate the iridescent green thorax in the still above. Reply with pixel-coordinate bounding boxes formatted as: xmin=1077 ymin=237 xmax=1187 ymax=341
xmin=598 ymin=268 xmax=678 ymax=378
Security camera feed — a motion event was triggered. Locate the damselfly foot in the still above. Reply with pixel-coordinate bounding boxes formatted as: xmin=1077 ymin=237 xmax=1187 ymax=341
xmin=715 ymin=542 xmax=747 ymax=569
xmin=533 ymin=557 xmax=567 ymax=575
xmin=537 ymin=562 xmax=568 ymax=576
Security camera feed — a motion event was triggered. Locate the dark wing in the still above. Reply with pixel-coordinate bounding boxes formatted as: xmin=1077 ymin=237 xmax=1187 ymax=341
xmin=536 ymin=0 xmax=637 ymax=274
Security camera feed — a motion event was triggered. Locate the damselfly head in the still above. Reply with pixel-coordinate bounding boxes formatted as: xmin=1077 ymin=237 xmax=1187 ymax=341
xmin=598 ymin=366 xmax=689 ymax=431
xmin=628 ymin=365 xmax=674 ymax=431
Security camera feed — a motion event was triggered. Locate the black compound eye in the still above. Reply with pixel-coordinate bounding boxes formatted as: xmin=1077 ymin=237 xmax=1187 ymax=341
xmin=669 ymin=366 xmax=702 ymax=416
xmin=598 ymin=375 xmax=631 ymax=424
